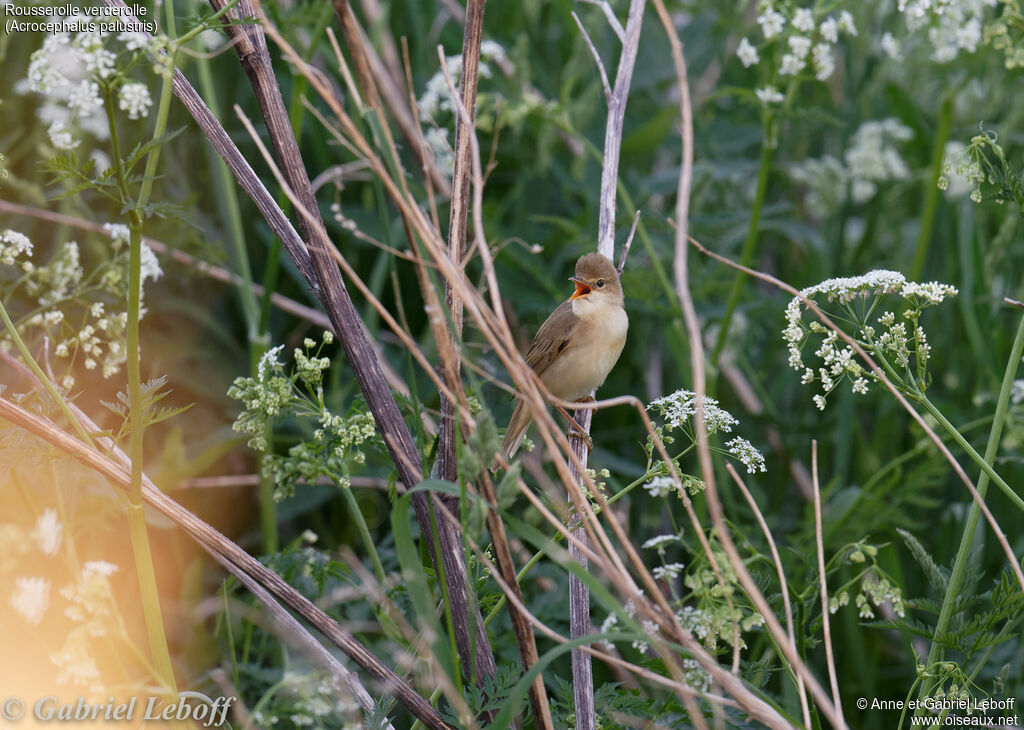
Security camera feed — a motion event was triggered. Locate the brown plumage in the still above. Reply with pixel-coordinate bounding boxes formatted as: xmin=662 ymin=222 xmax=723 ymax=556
xmin=500 ymin=252 xmax=628 ymax=459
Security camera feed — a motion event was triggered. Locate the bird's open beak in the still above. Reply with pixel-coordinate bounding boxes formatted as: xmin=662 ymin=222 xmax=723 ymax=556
xmin=569 ymin=277 xmax=592 ymax=300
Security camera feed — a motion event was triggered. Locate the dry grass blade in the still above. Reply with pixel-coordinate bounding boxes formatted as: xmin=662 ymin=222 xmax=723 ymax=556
xmin=812 ymin=442 xmax=846 ymax=726
xmin=727 ymin=464 xmax=812 ymax=729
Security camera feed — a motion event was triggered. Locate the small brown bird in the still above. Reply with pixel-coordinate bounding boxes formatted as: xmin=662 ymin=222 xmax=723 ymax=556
xmin=500 ymin=252 xmax=628 ymax=459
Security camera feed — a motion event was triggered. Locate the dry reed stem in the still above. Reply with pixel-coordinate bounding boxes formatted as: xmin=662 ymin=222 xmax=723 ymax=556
xmin=436 ymin=0 xmax=481 ymax=487
xmin=812 ymin=442 xmax=846 ymax=725
xmin=567 ymin=3 xmax=646 ymax=723
xmin=429 ymin=22 xmax=555 ymax=724
xmin=727 ymin=464 xmax=812 ymax=729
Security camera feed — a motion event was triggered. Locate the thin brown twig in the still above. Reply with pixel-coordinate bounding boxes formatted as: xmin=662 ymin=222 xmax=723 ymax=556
xmin=727 ymin=465 xmax=812 ymax=729
xmin=812 ymin=443 xmax=845 ymax=725
xmin=578 ymin=0 xmax=625 ymax=39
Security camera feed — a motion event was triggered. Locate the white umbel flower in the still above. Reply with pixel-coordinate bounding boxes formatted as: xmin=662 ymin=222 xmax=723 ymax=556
xmin=32 ymin=508 xmax=62 ymax=556
xmin=10 ymin=576 xmax=50 ymax=625
xmin=737 ymin=37 xmax=760 ymax=67
xmin=118 ymin=82 xmax=152 ymax=120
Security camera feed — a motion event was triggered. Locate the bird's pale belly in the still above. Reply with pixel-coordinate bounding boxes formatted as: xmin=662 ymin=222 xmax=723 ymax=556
xmin=542 ymin=307 xmax=628 ymax=401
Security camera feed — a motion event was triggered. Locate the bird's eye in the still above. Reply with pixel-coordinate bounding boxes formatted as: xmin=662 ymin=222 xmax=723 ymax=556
xmin=597 ymin=279 xmax=605 ymax=288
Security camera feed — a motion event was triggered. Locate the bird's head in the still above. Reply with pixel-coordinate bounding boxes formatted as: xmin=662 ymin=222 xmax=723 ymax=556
xmin=569 ymin=252 xmax=624 ymax=308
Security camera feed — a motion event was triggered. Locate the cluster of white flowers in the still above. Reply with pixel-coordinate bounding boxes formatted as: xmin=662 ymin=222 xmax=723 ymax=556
xmin=740 ymin=4 xmax=858 ymax=106
xmin=676 ymin=604 xmax=712 ymax=642
xmin=117 ymin=81 xmax=152 ymax=120
xmin=3 ymin=222 xmax=153 ymax=385
xmin=784 ymin=271 xmax=957 ymax=409
xmin=648 ymin=389 xmax=739 ymax=435
xmin=642 ymin=475 xmax=674 ymax=498
xmin=32 ymin=508 xmax=63 ymax=556
xmin=896 ymin=0 xmax=996 ymax=63
xmin=418 ymin=40 xmax=507 ymax=121
xmin=791 ymin=119 xmax=915 ymax=212
xmin=26 ymin=240 xmax=83 ymax=308
xmin=726 ymin=437 xmax=767 ymax=473
xmin=51 ymin=627 xmax=104 ymax=693
xmin=417 ymin=40 xmax=508 ymax=177
xmin=4 ymin=510 xmax=64 ymax=626
xmin=642 ymin=533 xmax=680 ymax=552
xmin=0 ymin=506 xmax=125 ymax=696
xmin=50 ymin=559 xmax=128 ymax=695
xmin=10 ymin=575 xmax=51 ymax=625
xmin=19 ymin=24 xmax=158 ymax=152
xmin=61 ymin=560 xmax=120 ymax=630
xmin=229 ymin=346 xmax=293 ymax=452
xmin=652 ymin=562 xmax=686 ymax=581
xmin=250 ymin=668 xmax=361 ymax=729
xmin=0 ymin=229 xmax=34 ymax=267
xmin=683 ymin=658 xmax=712 ymax=693
xmin=845 ymin=119 xmax=914 ymax=203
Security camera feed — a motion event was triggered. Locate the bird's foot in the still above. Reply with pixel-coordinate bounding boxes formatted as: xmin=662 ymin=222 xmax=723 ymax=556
xmin=567 ymin=424 xmax=593 ymax=451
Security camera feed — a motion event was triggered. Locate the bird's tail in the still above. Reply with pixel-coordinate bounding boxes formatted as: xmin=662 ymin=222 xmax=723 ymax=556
xmin=497 ymin=398 xmax=530 ymax=465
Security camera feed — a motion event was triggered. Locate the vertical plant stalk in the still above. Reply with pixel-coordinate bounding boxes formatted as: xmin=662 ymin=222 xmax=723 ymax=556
xmin=712 ymin=139 xmax=773 ymax=364
xmin=437 ymin=0 xmax=483 ymax=490
xmin=569 ymin=2 xmax=646 ymax=728
xmin=909 ymin=94 xmax=953 ymax=282
xmin=124 ymin=222 xmax=177 ymax=695
xmin=567 ymin=404 xmax=597 ymax=729
xmin=917 ymin=309 xmax=1024 ymax=702
xmin=107 ymin=23 xmax=181 ymax=690
xmin=207 ymin=0 xmax=496 ymax=686
xmin=428 ymin=0 xmax=556 ymax=721
xmin=811 ymin=442 xmax=846 ymax=726
xmin=437 ymin=0 xmax=501 ymax=701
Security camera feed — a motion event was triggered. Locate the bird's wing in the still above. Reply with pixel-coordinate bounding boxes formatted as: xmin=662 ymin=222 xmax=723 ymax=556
xmin=522 ymin=300 xmax=581 ymax=378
